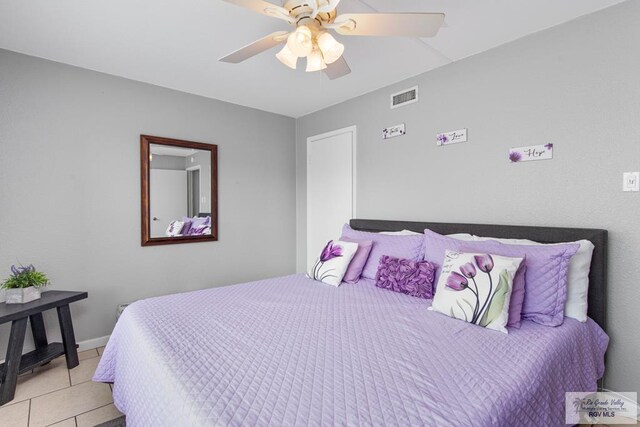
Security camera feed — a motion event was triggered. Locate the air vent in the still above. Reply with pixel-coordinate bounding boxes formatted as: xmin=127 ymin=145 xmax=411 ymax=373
xmin=390 ymin=86 xmax=418 ymax=109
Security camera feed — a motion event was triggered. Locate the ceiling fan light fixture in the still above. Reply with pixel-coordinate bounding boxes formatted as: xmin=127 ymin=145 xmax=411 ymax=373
xmin=306 ymin=49 xmax=327 ymax=72
xmin=317 ymin=31 xmax=344 ymax=64
xmin=276 ymin=44 xmax=298 ymax=69
xmin=287 ymin=25 xmax=313 ymax=57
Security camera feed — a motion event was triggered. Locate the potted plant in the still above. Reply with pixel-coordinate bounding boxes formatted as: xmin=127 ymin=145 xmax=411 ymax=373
xmin=1 ymin=264 xmax=50 ymax=304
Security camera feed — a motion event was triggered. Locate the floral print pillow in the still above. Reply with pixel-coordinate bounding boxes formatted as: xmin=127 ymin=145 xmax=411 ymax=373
xmin=307 ymin=240 xmax=359 ymax=287
xmin=430 ymin=250 xmax=523 ymax=334
xmin=375 ymin=256 xmax=436 ymax=299
xmin=165 ymin=220 xmax=185 ymax=237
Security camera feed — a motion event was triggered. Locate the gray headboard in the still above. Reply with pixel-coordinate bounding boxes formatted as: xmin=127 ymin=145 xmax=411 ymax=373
xmin=350 ymin=219 xmax=608 ymax=332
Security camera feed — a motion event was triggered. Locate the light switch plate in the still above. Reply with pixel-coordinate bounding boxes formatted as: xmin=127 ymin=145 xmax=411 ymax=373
xmin=623 ymin=172 xmax=640 ymax=192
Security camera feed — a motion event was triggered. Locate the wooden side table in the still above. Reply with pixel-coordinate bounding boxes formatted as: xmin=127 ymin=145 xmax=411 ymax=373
xmin=0 ymin=290 xmax=88 ymax=405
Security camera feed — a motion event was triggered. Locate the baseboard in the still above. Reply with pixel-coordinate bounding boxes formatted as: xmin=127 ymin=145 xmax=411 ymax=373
xmin=78 ymin=335 xmax=110 ymax=351
xmin=0 ymin=335 xmax=111 ymax=364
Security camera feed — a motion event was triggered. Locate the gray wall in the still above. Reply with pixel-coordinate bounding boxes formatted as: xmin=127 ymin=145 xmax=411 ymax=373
xmin=296 ymin=1 xmax=640 ymax=393
xmin=0 ymin=49 xmax=296 ymax=352
xmin=150 ymin=154 xmax=186 ymax=170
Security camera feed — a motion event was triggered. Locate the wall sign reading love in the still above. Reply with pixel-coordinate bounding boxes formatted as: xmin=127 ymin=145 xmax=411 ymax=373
xmin=509 ymin=143 xmax=553 ymax=163
xmin=436 ymin=128 xmax=468 ymax=146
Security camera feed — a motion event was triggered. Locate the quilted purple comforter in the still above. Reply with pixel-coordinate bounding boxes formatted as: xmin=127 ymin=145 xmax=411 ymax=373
xmin=94 ymin=274 xmax=608 ymax=426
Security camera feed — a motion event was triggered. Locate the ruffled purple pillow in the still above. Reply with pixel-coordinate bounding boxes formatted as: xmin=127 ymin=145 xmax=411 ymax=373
xmin=375 ymin=255 xmax=436 ymax=299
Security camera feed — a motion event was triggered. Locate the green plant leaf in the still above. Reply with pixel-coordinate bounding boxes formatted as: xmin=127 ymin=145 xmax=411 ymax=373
xmin=1 ymin=269 xmax=49 ymax=290
xmin=456 ymin=300 xmax=468 ymax=321
xmin=479 ymin=269 xmax=510 ymax=327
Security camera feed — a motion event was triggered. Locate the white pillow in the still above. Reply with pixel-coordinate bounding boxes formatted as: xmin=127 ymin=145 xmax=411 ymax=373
xmin=379 ymin=229 xmax=421 ymax=236
xmin=307 ymin=240 xmax=358 ymax=287
xmin=467 ymin=235 xmax=594 ymax=322
xmin=430 ymin=250 xmax=523 ymax=334
xmin=445 ymin=233 xmax=475 ymax=240
xmin=165 ymin=220 xmax=185 ymax=237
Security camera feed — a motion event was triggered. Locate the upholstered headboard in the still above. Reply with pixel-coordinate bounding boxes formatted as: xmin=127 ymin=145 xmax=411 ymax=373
xmin=350 ymin=219 xmax=608 ymax=332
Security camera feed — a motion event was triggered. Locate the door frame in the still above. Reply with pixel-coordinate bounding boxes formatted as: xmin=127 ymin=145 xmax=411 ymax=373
xmin=186 ymin=165 xmax=202 ymax=216
xmin=306 ymin=125 xmax=357 ymax=267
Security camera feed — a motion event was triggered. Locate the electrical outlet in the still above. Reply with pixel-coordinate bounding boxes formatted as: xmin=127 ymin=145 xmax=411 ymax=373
xmin=623 ymin=172 xmax=640 ymax=192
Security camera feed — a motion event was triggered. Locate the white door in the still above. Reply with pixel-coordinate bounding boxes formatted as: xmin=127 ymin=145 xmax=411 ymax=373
xmin=307 ymin=126 xmax=356 ymax=269
xmin=150 ymin=169 xmax=188 ymax=237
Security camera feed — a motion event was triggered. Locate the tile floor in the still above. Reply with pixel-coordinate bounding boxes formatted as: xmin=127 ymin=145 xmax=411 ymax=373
xmin=0 ymin=347 xmax=122 ymax=427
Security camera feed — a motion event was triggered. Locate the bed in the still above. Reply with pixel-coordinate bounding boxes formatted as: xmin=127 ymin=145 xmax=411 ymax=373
xmin=94 ymin=219 xmax=609 ymax=426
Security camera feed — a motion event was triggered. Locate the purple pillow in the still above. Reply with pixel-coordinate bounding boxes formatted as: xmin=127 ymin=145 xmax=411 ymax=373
xmin=423 ymin=229 xmax=579 ymax=327
xmin=189 ymin=224 xmax=211 ymax=236
xmin=186 ymin=216 xmax=208 ymax=228
xmin=341 ymin=224 xmax=425 ymax=280
xmin=180 ymin=221 xmax=193 ymax=236
xmin=375 ymin=255 xmax=436 ymax=299
xmin=340 ymin=237 xmax=373 ymax=283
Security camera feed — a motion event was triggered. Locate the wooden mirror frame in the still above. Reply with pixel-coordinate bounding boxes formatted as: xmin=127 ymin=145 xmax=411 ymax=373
xmin=141 ymin=135 xmax=218 ymax=246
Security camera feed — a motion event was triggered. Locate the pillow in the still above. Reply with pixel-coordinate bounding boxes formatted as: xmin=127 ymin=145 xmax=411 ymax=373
xmin=375 ymin=256 xmax=436 ymax=299
xmin=307 ymin=240 xmax=358 ymax=287
xmin=423 ymin=229 xmax=579 ymax=327
xmin=423 ymin=229 xmax=526 ymax=328
xmin=446 ymin=233 xmax=475 ymax=240
xmin=464 ymin=235 xmax=594 ymax=322
xmin=166 ymin=221 xmax=185 ymax=237
xmin=341 ymin=224 xmax=424 ymax=280
xmin=184 ymin=216 xmax=208 ymax=229
xmin=189 ymin=224 xmax=211 ymax=236
xmin=379 ymin=230 xmax=421 ymax=236
xmin=430 ymin=250 xmax=523 ymax=333
xmin=180 ymin=220 xmax=193 ymax=236
xmin=340 ymin=237 xmax=373 ymax=284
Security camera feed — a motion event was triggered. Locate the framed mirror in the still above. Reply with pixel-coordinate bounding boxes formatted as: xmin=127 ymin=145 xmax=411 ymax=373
xmin=140 ymin=135 xmax=218 ymax=246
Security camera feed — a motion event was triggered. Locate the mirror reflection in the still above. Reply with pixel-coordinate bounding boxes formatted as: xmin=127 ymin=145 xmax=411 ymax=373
xmin=149 ymin=144 xmax=212 ymax=239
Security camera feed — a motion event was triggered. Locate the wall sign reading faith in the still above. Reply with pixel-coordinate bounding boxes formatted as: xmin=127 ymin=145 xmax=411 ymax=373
xmin=436 ymin=129 xmax=467 ymax=146
xmin=509 ymin=143 xmax=553 ymax=163
xmin=382 ymin=123 xmax=406 ymax=140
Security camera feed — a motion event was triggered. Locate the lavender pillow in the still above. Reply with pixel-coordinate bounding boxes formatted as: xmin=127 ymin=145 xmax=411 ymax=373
xmin=180 ymin=220 xmax=193 ymax=236
xmin=423 ymin=229 xmax=579 ymax=327
xmin=375 ymin=256 xmax=436 ymax=299
xmin=189 ymin=224 xmax=211 ymax=236
xmin=340 ymin=237 xmax=373 ymax=283
xmin=341 ymin=224 xmax=424 ymax=280
xmin=185 ymin=216 xmax=208 ymax=228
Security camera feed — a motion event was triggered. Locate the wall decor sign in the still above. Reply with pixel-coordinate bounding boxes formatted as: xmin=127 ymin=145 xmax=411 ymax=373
xmin=382 ymin=123 xmax=406 ymax=140
xmin=436 ymin=128 xmax=467 ymax=146
xmin=509 ymin=143 xmax=553 ymax=163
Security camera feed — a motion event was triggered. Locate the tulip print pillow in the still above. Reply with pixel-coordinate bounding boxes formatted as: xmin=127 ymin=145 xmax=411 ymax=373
xmin=431 ymin=251 xmax=523 ymax=333
xmin=166 ymin=220 xmax=185 ymax=236
xmin=307 ymin=240 xmax=359 ymax=287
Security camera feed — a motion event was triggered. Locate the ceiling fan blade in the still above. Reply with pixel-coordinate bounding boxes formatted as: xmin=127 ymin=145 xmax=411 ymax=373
xmin=333 ymin=13 xmax=445 ymax=37
xmin=221 ymin=0 xmax=292 ymax=22
xmin=324 ymin=56 xmax=351 ymax=80
xmin=219 ymin=31 xmax=289 ymax=63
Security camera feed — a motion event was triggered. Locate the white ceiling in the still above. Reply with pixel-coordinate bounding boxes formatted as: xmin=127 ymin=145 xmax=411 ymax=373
xmin=0 ymin=0 xmax=626 ymax=117
xmin=150 ymin=145 xmax=199 ymax=157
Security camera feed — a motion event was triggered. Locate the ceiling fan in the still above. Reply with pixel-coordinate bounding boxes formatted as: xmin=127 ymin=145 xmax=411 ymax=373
xmin=219 ymin=0 xmax=445 ymax=80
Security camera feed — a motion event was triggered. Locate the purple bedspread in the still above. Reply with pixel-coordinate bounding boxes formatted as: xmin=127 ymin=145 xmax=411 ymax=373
xmin=94 ymin=274 xmax=608 ymax=426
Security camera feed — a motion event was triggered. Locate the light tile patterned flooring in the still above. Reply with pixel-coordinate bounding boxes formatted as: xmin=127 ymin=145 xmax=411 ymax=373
xmin=0 ymin=347 xmax=122 ymax=427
